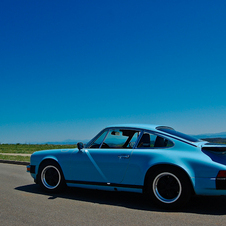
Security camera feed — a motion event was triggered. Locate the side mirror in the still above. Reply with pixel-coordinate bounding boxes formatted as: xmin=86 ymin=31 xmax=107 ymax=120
xmin=77 ymin=142 xmax=84 ymax=151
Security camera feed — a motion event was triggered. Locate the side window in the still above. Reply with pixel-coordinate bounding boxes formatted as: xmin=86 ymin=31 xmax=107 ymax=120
xmin=137 ymin=132 xmax=174 ymax=148
xmin=101 ymin=129 xmax=140 ymax=149
xmin=88 ymin=130 xmax=108 ymax=148
xmin=127 ymin=131 xmax=140 ymax=148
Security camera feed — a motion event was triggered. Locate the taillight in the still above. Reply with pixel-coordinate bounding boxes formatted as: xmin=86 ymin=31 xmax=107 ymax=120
xmin=216 ymin=171 xmax=226 ymax=190
xmin=217 ymin=170 xmax=226 ymax=178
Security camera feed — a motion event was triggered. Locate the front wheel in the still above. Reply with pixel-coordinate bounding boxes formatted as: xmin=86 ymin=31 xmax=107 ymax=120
xmin=146 ymin=167 xmax=191 ymax=209
xmin=38 ymin=161 xmax=65 ymax=192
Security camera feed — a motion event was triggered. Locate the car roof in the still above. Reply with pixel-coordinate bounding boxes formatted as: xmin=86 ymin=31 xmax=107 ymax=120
xmin=106 ymin=124 xmax=173 ymax=131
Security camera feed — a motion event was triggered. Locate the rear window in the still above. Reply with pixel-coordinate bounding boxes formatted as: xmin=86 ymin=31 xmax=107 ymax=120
xmin=157 ymin=127 xmax=199 ymax=142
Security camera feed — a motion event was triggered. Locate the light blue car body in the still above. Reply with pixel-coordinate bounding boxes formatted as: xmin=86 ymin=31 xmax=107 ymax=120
xmin=29 ymin=124 xmax=226 ymax=196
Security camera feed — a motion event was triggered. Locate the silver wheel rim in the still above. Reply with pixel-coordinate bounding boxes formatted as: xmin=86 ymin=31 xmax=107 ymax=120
xmin=41 ymin=165 xmax=61 ymax=189
xmin=153 ymin=172 xmax=182 ymax=204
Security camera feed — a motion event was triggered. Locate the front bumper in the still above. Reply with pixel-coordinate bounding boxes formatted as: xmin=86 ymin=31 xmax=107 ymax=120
xmin=27 ymin=165 xmax=37 ymax=183
xmin=26 ymin=165 xmax=36 ymax=173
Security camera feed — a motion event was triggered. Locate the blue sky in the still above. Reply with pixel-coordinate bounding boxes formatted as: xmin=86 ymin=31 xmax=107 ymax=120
xmin=1 ymin=0 xmax=226 ymax=143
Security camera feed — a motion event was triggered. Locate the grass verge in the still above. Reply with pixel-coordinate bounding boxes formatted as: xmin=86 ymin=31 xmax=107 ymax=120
xmin=0 ymin=144 xmax=76 ymax=154
xmin=0 ymin=154 xmax=30 ymax=162
xmin=0 ymin=144 xmax=76 ymax=162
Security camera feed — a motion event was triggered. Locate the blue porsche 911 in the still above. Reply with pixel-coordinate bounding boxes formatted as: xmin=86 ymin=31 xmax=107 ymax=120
xmin=27 ymin=124 xmax=226 ymax=208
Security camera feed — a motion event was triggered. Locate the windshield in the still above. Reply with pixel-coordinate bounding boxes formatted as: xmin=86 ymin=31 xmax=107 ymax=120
xmin=157 ymin=127 xmax=199 ymax=142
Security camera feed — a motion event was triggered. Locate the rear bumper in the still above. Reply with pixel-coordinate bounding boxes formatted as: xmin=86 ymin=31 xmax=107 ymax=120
xmin=216 ymin=178 xmax=226 ymax=190
xmin=194 ymin=177 xmax=226 ymax=195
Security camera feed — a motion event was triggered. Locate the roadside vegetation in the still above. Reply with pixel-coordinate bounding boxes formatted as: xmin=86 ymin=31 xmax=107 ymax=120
xmin=0 ymin=154 xmax=30 ymax=162
xmin=0 ymin=144 xmax=76 ymax=162
xmin=0 ymin=144 xmax=76 ymax=154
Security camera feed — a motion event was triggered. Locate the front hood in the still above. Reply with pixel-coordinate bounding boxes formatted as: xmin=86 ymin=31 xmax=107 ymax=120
xmin=32 ymin=148 xmax=78 ymax=156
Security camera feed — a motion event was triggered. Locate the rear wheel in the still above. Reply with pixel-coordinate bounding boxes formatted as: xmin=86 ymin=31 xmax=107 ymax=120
xmin=146 ymin=167 xmax=191 ymax=209
xmin=38 ymin=161 xmax=65 ymax=192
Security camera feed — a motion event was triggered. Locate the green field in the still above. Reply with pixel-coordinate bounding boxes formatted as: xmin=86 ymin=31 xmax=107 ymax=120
xmin=0 ymin=154 xmax=30 ymax=162
xmin=0 ymin=144 xmax=76 ymax=154
xmin=0 ymin=144 xmax=76 ymax=162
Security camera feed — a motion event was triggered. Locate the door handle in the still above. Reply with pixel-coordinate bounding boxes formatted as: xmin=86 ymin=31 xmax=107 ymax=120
xmin=118 ymin=155 xmax=130 ymax=159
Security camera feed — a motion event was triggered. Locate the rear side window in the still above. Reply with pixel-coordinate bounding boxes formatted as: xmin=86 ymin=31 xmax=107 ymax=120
xmin=137 ymin=132 xmax=174 ymax=148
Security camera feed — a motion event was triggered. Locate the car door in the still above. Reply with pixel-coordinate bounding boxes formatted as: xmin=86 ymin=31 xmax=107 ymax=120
xmin=67 ymin=128 xmax=140 ymax=184
xmin=122 ymin=131 xmax=175 ymax=185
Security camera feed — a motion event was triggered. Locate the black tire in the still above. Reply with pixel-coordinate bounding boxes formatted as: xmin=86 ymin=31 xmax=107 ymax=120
xmin=146 ymin=167 xmax=191 ymax=209
xmin=38 ymin=161 xmax=66 ymax=192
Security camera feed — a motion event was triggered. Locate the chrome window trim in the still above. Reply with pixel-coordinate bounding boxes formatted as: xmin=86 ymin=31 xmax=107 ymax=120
xmin=99 ymin=129 xmax=110 ymax=149
xmin=85 ymin=129 xmax=108 ymax=148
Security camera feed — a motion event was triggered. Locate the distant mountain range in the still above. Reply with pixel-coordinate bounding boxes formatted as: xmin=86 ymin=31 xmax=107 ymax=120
xmin=192 ymin=131 xmax=226 ymax=139
xmin=41 ymin=139 xmax=90 ymax=145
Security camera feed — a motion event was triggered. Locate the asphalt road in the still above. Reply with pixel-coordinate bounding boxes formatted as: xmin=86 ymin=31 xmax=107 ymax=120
xmin=1 ymin=163 xmax=226 ymax=226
